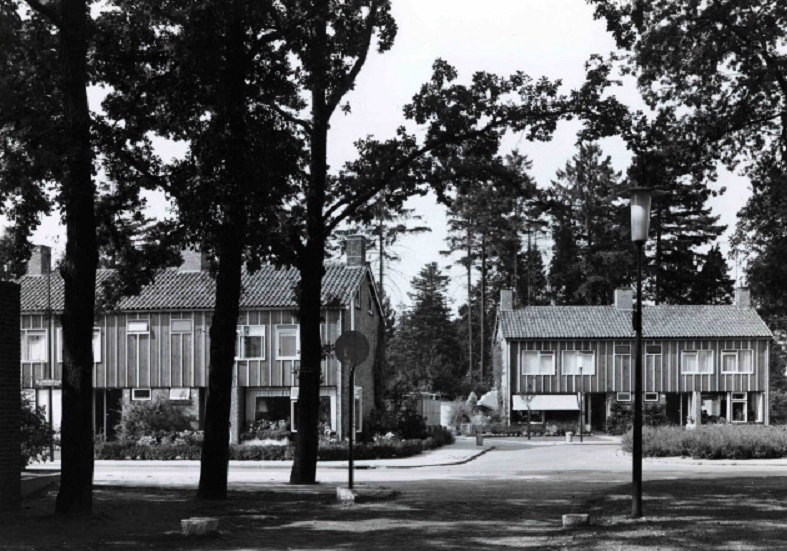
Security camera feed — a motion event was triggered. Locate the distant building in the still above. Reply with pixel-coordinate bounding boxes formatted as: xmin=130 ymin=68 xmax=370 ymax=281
xmin=494 ymin=288 xmax=773 ymax=430
xmin=19 ymin=237 xmax=381 ymax=442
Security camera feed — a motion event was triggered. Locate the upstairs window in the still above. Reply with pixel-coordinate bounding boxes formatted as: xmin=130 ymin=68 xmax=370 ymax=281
xmin=562 ymin=350 xmax=595 ymax=375
xmin=236 ymin=325 xmax=265 ymax=360
xmin=681 ymin=349 xmax=714 ymax=374
xmin=721 ymin=349 xmax=754 ymax=374
xmin=21 ymin=329 xmax=47 ymax=362
xmin=521 ymin=350 xmax=555 ymax=376
xmin=276 ymin=325 xmax=300 ymax=360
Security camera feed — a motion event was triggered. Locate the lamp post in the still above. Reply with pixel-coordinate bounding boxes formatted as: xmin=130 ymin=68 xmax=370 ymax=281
xmin=579 ymin=366 xmax=584 ymax=443
xmin=628 ymin=187 xmax=661 ymax=519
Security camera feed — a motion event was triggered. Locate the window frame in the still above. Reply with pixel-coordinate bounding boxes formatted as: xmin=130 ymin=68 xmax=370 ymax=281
xmin=561 ymin=350 xmax=596 ymax=376
xmin=616 ymin=392 xmax=632 ymax=402
xmin=127 ymin=320 xmax=150 ymax=334
xmin=276 ymin=324 xmax=300 ymax=360
xmin=235 ymin=324 xmax=266 ymax=361
xmin=644 ymin=392 xmax=659 ymax=402
xmin=131 ymin=388 xmax=152 ymax=401
xmin=170 ymin=319 xmax=193 ymax=333
xmin=721 ymin=349 xmax=754 ymax=374
xmin=168 ymin=388 xmax=190 ymax=401
xmin=21 ymin=329 xmax=48 ymax=363
xmin=520 ymin=350 xmax=556 ymax=376
xmin=681 ymin=349 xmax=715 ymax=375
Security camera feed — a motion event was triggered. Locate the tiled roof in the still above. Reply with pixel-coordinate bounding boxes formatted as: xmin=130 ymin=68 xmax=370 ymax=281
xmin=498 ymin=305 xmax=773 ymax=340
xmin=19 ymin=263 xmax=367 ymax=312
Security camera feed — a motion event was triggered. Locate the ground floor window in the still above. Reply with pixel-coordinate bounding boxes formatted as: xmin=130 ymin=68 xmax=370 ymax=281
xmin=254 ymin=396 xmax=291 ymax=429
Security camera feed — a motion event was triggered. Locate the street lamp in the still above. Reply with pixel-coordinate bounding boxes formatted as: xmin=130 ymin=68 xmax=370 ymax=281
xmin=627 ymin=187 xmax=663 ymax=519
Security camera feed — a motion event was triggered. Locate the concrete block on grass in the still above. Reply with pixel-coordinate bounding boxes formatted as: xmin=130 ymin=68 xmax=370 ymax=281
xmin=562 ymin=514 xmax=589 ymax=528
xmin=336 ymin=487 xmax=358 ymax=503
xmin=181 ymin=517 xmax=220 ymax=536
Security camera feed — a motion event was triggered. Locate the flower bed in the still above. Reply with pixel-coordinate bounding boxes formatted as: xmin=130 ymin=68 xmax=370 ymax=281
xmin=95 ymin=427 xmax=455 ymax=461
xmin=621 ymin=425 xmax=787 ymax=459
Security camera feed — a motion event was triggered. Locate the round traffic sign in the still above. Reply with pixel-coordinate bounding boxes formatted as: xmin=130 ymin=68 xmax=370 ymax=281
xmin=334 ymin=330 xmax=370 ymax=365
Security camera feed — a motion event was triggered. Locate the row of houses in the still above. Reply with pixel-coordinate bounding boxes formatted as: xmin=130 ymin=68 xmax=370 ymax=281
xmin=19 ymin=238 xmax=382 ymax=442
xmin=494 ymin=288 xmax=773 ymax=428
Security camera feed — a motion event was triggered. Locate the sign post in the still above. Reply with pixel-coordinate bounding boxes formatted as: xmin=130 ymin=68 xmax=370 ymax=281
xmin=334 ymin=331 xmax=369 ymax=491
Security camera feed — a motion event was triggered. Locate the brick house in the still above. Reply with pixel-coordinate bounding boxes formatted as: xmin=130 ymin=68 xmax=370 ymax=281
xmin=494 ymin=288 xmax=773 ymax=430
xmin=19 ymin=237 xmax=382 ymax=443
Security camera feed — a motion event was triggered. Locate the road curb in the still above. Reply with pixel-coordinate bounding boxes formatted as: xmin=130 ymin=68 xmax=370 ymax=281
xmin=347 ymin=445 xmax=496 ymax=470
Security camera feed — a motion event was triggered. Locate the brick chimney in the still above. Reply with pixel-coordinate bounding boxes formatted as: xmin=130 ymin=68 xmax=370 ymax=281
xmin=345 ymin=236 xmax=366 ymax=267
xmin=735 ymin=287 xmax=751 ymax=309
xmin=179 ymin=249 xmax=210 ymax=272
xmin=500 ymin=289 xmax=513 ymax=311
xmin=614 ymin=288 xmax=633 ymax=311
xmin=26 ymin=245 xmax=51 ymax=276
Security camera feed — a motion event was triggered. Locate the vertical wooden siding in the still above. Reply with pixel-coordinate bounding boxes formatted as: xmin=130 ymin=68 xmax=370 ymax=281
xmin=511 ymin=338 xmax=769 ymax=394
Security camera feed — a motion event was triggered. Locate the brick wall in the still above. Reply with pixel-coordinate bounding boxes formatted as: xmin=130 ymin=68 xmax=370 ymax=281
xmin=0 ymin=282 xmax=21 ymax=510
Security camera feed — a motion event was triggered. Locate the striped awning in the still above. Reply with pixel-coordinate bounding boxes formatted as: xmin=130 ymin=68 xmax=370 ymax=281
xmin=512 ymin=394 xmax=579 ymax=411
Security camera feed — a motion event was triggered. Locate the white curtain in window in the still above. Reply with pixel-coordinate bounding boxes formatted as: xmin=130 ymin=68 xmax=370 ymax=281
xmin=739 ymin=350 xmax=754 ymax=373
xmin=698 ymin=350 xmax=713 ymax=374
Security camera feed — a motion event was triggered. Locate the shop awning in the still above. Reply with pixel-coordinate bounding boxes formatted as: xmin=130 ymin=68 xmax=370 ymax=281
xmin=512 ymin=394 xmax=579 ymax=411
xmin=478 ymin=390 xmax=498 ymax=411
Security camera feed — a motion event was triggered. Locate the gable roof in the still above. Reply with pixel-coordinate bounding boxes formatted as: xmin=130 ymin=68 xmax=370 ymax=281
xmin=498 ymin=305 xmax=773 ymax=340
xmin=19 ymin=263 xmax=367 ymax=312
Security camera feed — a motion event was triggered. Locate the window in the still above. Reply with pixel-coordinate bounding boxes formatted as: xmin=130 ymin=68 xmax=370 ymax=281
xmin=169 ymin=388 xmax=190 ymax=401
xmin=562 ymin=350 xmax=595 ymax=375
xmin=290 ymin=389 xmax=335 ymax=433
xmin=276 ymin=325 xmax=300 ymax=360
xmin=21 ymin=329 xmax=47 ymax=362
xmin=731 ymin=401 xmax=747 ymax=423
xmin=127 ymin=320 xmax=149 ymax=333
xmin=368 ymin=294 xmax=374 ymax=315
xmin=236 ymin=325 xmax=265 ymax=360
xmin=646 ymin=345 xmax=662 ymax=355
xmin=731 ymin=392 xmax=747 ymax=401
xmin=170 ymin=319 xmax=193 ymax=333
xmin=131 ymin=388 xmax=151 ymax=401
xmin=353 ymin=386 xmax=363 ymax=433
xmin=681 ymin=349 xmax=714 ymax=374
xmin=56 ymin=328 xmax=102 ymax=363
xmin=614 ymin=345 xmax=631 ymax=355
xmin=520 ymin=350 xmax=555 ymax=376
xmin=721 ymin=349 xmax=754 ymax=374
xmin=354 ymin=291 xmax=360 ymax=309
xmin=617 ymin=392 xmax=632 ymax=402
xmin=645 ymin=392 xmax=659 ymax=402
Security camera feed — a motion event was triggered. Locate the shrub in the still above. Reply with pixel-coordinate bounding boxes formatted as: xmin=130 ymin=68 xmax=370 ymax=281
xmin=94 ymin=426 xmax=456 ymax=461
xmin=20 ymin=392 xmax=54 ymax=468
xmin=447 ymin=399 xmax=473 ymax=428
xmin=621 ymin=425 xmax=787 ymax=459
xmin=606 ymin=401 xmax=671 ymax=435
xmin=396 ymin=409 xmax=427 ymax=440
xmin=115 ymin=395 xmax=197 ymax=443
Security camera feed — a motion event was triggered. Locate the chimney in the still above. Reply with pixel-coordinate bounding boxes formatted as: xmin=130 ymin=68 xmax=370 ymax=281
xmin=500 ymin=289 xmax=513 ymax=311
xmin=614 ymin=288 xmax=633 ymax=310
xmin=179 ymin=249 xmax=210 ymax=272
xmin=735 ymin=287 xmax=751 ymax=309
xmin=26 ymin=245 xmax=51 ymax=276
xmin=345 ymin=235 xmax=366 ymax=267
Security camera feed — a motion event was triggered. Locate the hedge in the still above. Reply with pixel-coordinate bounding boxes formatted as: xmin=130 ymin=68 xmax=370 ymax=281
xmin=94 ymin=427 xmax=455 ymax=461
xmin=621 ymin=425 xmax=787 ymax=459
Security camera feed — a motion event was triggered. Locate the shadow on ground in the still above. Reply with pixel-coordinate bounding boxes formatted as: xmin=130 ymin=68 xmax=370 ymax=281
xmin=3 ymin=476 xmax=787 ymax=550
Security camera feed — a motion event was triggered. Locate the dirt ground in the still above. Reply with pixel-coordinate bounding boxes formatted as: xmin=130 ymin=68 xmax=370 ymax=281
xmin=3 ymin=475 xmax=787 ymax=550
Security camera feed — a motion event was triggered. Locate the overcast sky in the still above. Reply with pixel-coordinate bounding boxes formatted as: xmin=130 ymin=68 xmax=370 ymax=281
xmin=26 ymin=0 xmax=750 ymax=313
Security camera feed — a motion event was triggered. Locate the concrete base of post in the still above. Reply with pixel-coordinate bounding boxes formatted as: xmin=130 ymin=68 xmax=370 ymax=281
xmin=181 ymin=517 xmax=220 ymax=536
xmin=336 ymin=487 xmax=358 ymax=503
xmin=562 ymin=514 xmax=589 ymax=528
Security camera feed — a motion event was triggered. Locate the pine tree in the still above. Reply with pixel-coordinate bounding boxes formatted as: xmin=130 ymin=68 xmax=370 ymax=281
xmin=688 ymin=245 xmax=734 ymax=305
xmin=386 ymin=263 xmax=464 ymax=398
xmin=547 ymin=143 xmax=631 ymax=305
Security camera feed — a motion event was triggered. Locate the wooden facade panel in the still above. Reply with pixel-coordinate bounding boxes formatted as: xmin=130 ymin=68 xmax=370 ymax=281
xmin=511 ymin=338 xmax=770 ymax=394
xmin=22 ymin=306 xmax=366 ymax=392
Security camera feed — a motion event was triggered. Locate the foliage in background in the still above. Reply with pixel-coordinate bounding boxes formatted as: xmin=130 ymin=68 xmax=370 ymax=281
xmin=21 ymin=392 xmax=54 ymax=468
xmin=622 ymin=425 xmax=787 ymax=460
xmin=768 ymin=342 xmax=787 ymax=424
xmin=114 ymin=396 xmax=197 ymax=443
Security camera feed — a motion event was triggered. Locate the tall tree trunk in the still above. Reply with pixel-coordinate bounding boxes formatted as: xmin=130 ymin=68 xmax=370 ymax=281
xmin=291 ymin=0 xmax=328 ymax=485
xmin=197 ymin=1 xmax=249 ymax=499
xmin=55 ymin=0 xmax=98 ymax=517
